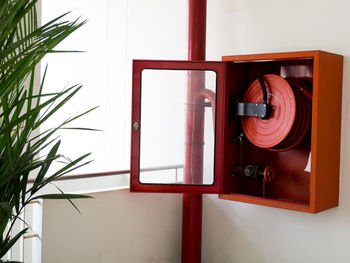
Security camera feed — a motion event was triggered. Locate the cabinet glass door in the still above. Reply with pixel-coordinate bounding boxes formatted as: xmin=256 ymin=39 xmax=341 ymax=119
xmin=130 ymin=60 xmax=226 ymax=193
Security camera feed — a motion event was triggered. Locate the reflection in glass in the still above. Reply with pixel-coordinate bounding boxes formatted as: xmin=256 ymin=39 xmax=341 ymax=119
xmin=139 ymin=69 xmax=216 ymax=185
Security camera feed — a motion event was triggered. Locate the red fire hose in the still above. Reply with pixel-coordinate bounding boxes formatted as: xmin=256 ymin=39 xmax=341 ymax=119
xmin=241 ymin=74 xmax=312 ymax=151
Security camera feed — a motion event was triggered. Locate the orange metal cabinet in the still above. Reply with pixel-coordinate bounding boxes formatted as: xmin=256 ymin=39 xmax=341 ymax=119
xmin=219 ymin=51 xmax=343 ymax=213
xmin=130 ymin=50 xmax=343 ymax=213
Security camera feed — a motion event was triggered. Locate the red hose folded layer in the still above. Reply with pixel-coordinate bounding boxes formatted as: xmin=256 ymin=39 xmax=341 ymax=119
xmin=241 ymin=74 xmax=312 ymax=151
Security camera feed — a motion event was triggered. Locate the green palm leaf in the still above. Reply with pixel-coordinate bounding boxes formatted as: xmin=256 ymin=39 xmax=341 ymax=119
xmin=0 ymin=0 xmax=96 ymax=259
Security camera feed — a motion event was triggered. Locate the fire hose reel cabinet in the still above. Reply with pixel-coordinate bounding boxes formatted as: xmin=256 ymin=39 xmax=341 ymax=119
xmin=130 ymin=51 xmax=343 ymax=213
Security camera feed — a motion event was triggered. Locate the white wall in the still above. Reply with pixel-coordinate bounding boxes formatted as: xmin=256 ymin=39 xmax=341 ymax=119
xmin=42 ymin=0 xmax=350 ymax=263
xmin=203 ymin=0 xmax=350 ymax=262
xmin=42 ymin=190 xmax=182 ymax=263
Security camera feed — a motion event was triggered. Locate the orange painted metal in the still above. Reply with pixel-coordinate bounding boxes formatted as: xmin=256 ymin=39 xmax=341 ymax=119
xmin=220 ymin=50 xmax=343 ymax=213
xmin=129 ymin=51 xmax=342 ymax=214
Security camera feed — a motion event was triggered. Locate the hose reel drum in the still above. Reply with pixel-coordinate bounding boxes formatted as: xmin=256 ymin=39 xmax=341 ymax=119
xmin=240 ymin=74 xmax=312 ymax=151
xmin=233 ymin=74 xmax=312 ymax=183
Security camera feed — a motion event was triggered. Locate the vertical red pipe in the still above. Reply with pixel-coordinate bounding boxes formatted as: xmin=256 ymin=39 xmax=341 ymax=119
xmin=182 ymin=0 xmax=206 ymax=262
xmin=187 ymin=0 xmax=207 ymax=62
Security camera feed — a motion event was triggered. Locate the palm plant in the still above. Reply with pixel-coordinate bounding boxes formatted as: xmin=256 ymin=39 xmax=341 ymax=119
xmin=0 ymin=0 xmax=95 ymax=261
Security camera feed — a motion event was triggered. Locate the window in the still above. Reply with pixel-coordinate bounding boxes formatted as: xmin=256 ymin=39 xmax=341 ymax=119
xmin=41 ymin=0 xmax=187 ymax=191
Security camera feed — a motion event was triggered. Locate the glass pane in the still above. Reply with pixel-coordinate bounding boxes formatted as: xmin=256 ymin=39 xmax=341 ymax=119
xmin=139 ymin=69 xmax=217 ymax=185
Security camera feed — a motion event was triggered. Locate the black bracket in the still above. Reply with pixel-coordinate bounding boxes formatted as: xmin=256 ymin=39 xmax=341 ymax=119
xmin=229 ymin=74 xmax=272 ymax=121
xmin=235 ymin=102 xmax=271 ymax=120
